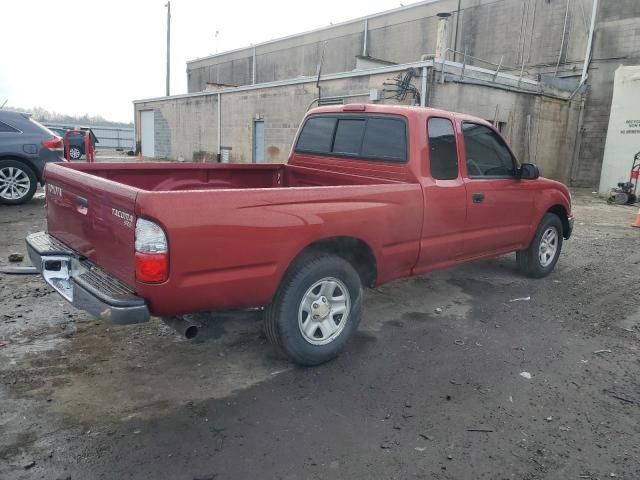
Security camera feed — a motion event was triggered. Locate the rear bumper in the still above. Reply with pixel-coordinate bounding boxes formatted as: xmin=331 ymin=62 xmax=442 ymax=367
xmin=26 ymin=232 xmax=150 ymax=325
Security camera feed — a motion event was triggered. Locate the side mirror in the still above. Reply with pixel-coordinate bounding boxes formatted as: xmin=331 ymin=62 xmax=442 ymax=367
xmin=519 ymin=163 xmax=540 ymax=180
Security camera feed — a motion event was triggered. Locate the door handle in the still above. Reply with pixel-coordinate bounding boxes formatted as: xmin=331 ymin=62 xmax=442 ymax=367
xmin=75 ymin=195 xmax=88 ymax=215
xmin=472 ymin=192 xmax=485 ymax=203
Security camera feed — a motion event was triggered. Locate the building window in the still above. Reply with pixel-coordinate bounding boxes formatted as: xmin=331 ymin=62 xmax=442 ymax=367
xmin=462 ymin=122 xmax=516 ymax=178
xmin=427 ymin=117 xmax=458 ymax=180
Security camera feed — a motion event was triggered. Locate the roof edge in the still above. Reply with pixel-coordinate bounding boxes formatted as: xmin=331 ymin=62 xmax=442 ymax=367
xmin=186 ymin=0 xmax=441 ymax=65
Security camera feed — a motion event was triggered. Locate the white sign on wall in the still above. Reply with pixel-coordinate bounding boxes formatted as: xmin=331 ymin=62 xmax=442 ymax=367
xmin=598 ymin=65 xmax=640 ymax=195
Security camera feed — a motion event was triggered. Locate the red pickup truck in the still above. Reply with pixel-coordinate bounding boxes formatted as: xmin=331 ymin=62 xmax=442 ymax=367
xmin=27 ymin=104 xmax=573 ymax=365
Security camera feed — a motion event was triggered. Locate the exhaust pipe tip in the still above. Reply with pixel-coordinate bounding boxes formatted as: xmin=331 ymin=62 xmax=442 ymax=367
xmin=183 ymin=324 xmax=198 ymax=339
xmin=162 ymin=316 xmax=199 ymax=339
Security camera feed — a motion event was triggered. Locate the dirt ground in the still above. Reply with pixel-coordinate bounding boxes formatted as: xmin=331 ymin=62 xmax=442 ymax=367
xmin=0 ymin=189 xmax=638 ymax=480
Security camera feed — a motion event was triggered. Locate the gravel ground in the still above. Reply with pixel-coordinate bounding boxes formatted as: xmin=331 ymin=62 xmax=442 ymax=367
xmin=0 ymin=189 xmax=638 ymax=480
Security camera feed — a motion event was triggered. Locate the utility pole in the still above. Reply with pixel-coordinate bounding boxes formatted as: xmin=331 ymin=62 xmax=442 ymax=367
xmin=165 ymin=1 xmax=171 ymax=96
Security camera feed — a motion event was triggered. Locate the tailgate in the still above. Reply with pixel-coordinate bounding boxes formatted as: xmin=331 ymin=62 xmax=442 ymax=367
xmin=44 ymin=163 xmax=139 ymax=287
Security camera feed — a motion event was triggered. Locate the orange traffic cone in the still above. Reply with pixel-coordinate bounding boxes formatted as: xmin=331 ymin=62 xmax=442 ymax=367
xmin=632 ymin=208 xmax=640 ymax=228
xmin=136 ymin=151 xmax=142 ymax=162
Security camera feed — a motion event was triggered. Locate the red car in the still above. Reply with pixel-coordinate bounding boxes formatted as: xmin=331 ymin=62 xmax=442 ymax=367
xmin=27 ymin=105 xmax=573 ymax=365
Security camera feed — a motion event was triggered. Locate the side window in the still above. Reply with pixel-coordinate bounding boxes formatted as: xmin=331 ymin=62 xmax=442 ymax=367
xmin=361 ymin=118 xmax=406 ymax=162
xmin=295 ymin=117 xmax=336 ymax=154
xmin=462 ymin=122 xmax=516 ymax=178
xmin=0 ymin=121 xmax=19 ymax=133
xmin=427 ymin=118 xmax=458 ymax=180
xmin=332 ymin=119 xmax=365 ymax=155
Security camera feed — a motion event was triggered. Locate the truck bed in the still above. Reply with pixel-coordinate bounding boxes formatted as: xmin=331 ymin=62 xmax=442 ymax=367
xmin=57 ymin=162 xmax=405 ymax=191
xmin=43 ymin=162 xmax=423 ymax=315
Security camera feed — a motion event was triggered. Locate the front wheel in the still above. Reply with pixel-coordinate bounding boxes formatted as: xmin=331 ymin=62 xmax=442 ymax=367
xmin=264 ymin=253 xmax=362 ymax=366
xmin=517 ymin=213 xmax=563 ymax=278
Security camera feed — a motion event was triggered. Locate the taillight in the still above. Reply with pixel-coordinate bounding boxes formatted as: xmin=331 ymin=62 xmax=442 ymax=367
xmin=135 ymin=218 xmax=168 ymax=283
xmin=41 ymin=136 xmax=63 ymax=150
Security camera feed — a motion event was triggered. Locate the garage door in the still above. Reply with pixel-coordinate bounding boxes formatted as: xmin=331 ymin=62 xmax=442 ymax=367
xmin=140 ymin=110 xmax=155 ymax=158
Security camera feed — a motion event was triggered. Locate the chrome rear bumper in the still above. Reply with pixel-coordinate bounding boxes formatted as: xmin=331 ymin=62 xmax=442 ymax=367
xmin=26 ymin=232 xmax=150 ymax=324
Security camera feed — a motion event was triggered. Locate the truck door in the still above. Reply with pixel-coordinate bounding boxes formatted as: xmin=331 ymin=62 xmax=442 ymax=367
xmin=459 ymin=121 xmax=534 ymax=257
xmin=414 ymin=117 xmax=467 ymax=274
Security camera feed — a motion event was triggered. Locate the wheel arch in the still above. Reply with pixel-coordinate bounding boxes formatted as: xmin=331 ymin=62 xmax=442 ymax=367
xmin=546 ymin=204 xmax=570 ymax=239
xmin=285 ymin=236 xmax=378 ymax=289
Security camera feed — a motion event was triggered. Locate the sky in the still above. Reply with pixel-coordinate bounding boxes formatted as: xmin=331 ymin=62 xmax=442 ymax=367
xmin=0 ymin=0 xmax=421 ymax=123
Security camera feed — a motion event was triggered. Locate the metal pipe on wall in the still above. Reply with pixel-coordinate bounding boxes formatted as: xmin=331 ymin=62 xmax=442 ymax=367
xmin=435 ymin=13 xmax=451 ymax=58
xmin=363 ymin=18 xmax=369 ymax=57
xmin=252 ymin=46 xmax=257 ymax=85
xmin=421 ymin=67 xmax=428 ymax=107
xmin=581 ymin=0 xmax=598 ymax=84
xmin=452 ymin=0 xmax=462 ymax=62
xmin=554 ymin=0 xmax=571 ymax=77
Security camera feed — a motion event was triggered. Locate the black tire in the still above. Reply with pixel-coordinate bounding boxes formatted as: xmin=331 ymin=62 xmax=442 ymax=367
xmin=264 ymin=253 xmax=363 ymax=366
xmin=0 ymin=159 xmax=37 ymax=205
xmin=69 ymin=146 xmax=82 ymax=160
xmin=517 ymin=213 xmax=564 ymax=278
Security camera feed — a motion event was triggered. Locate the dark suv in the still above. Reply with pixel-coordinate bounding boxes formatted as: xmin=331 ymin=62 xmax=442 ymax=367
xmin=48 ymin=127 xmax=98 ymax=160
xmin=0 ymin=111 xmax=65 ymax=204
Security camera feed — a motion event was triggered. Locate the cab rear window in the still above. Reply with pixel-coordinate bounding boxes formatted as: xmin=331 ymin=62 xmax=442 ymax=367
xmin=295 ymin=114 xmax=407 ymax=162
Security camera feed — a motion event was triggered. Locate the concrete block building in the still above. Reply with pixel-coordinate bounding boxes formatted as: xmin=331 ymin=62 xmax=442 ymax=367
xmin=134 ymin=0 xmax=640 ymax=187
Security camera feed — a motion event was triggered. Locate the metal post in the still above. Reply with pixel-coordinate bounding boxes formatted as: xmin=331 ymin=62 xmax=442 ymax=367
xmin=217 ymin=93 xmax=221 ymax=157
xmin=580 ymin=0 xmax=598 ymax=84
xmin=165 ymin=1 xmax=171 ymax=96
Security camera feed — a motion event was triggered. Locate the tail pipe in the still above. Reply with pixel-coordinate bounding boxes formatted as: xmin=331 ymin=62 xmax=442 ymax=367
xmin=162 ymin=316 xmax=199 ymax=339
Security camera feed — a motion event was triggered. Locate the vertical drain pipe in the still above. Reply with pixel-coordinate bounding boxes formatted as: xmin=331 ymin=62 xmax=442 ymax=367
xmin=362 ymin=18 xmax=369 ymax=57
xmin=452 ymin=0 xmax=462 ymax=62
xmin=580 ymin=0 xmax=598 ymax=84
xmin=252 ymin=46 xmax=257 ymax=85
xmin=421 ymin=66 xmax=428 ymax=107
xmin=435 ymin=13 xmax=451 ymax=59
xmin=554 ymin=0 xmax=571 ymax=77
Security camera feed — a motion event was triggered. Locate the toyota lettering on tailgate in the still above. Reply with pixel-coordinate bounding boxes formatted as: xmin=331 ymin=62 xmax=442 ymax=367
xmin=47 ymin=183 xmax=62 ymax=197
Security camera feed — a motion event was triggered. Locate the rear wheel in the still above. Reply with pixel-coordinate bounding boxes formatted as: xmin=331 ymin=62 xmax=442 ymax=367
xmin=517 ymin=213 xmax=563 ymax=278
xmin=69 ymin=146 xmax=82 ymax=160
xmin=264 ymin=253 xmax=362 ymax=366
xmin=0 ymin=160 xmax=37 ymax=205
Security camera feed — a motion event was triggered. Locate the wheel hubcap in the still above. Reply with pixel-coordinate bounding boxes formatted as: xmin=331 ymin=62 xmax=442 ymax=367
xmin=298 ymin=277 xmax=350 ymax=346
xmin=0 ymin=167 xmax=31 ymax=200
xmin=70 ymin=148 xmax=81 ymax=159
xmin=538 ymin=227 xmax=558 ymax=268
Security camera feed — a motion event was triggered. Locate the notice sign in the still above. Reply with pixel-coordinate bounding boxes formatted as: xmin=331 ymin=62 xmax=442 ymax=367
xmin=621 ymin=119 xmax=640 ymax=134
xmin=599 ymin=65 xmax=640 ymax=195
